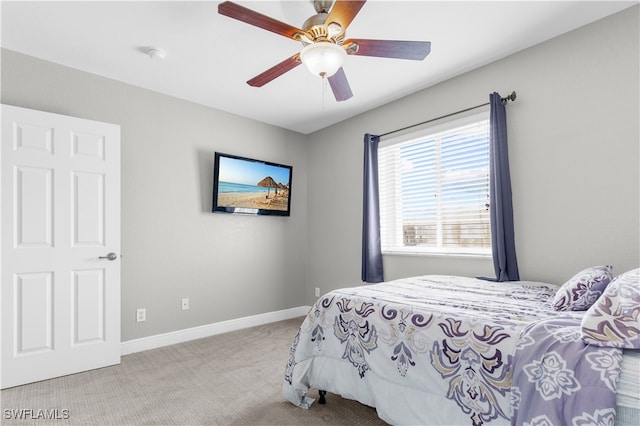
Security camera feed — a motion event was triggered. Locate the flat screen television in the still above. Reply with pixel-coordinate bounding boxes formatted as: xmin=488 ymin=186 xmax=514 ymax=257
xmin=212 ymin=152 xmax=292 ymax=216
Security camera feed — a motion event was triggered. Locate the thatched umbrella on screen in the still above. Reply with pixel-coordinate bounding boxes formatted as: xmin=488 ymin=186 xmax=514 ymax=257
xmin=257 ymin=176 xmax=278 ymax=199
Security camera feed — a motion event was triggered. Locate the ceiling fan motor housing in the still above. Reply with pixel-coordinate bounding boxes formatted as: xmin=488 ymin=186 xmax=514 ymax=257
xmin=303 ymin=13 xmax=329 ymax=40
xmin=301 ymin=13 xmax=344 ymax=45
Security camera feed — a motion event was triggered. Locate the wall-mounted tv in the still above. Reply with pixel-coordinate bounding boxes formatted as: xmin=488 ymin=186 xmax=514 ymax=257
xmin=212 ymin=152 xmax=292 ymax=216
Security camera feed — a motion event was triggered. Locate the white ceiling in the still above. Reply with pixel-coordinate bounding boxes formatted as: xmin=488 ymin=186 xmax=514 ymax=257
xmin=1 ymin=1 xmax=636 ymax=134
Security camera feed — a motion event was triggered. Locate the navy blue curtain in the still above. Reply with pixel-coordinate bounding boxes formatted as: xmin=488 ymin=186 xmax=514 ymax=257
xmin=487 ymin=92 xmax=520 ymax=281
xmin=362 ymin=133 xmax=384 ymax=283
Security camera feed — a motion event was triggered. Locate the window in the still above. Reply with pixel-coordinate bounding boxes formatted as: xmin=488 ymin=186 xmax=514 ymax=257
xmin=378 ymin=111 xmax=491 ymax=256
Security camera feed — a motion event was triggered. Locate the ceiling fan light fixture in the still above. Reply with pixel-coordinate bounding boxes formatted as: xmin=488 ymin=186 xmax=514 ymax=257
xmin=300 ymin=42 xmax=346 ymax=78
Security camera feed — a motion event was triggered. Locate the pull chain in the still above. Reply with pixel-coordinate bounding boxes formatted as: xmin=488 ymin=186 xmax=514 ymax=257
xmin=322 ymin=75 xmax=327 ymax=110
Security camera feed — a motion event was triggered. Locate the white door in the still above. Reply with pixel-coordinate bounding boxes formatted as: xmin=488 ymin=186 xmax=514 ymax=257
xmin=1 ymin=104 xmax=121 ymax=389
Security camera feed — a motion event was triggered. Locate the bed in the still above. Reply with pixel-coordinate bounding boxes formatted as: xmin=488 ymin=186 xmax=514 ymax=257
xmin=282 ymin=270 xmax=639 ymax=425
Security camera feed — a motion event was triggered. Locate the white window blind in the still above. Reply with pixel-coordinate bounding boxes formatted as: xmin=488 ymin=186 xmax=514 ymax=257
xmin=378 ymin=111 xmax=491 ymax=256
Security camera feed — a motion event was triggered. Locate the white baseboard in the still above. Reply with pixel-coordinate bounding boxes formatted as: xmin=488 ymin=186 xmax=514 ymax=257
xmin=121 ymin=305 xmax=311 ymax=355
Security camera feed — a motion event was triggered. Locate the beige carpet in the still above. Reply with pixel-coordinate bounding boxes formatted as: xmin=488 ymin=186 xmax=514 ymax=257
xmin=0 ymin=318 xmax=387 ymax=425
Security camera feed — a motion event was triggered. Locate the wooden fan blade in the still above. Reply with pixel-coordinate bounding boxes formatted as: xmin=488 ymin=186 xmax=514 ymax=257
xmin=327 ymin=68 xmax=353 ymax=102
xmin=247 ymin=54 xmax=301 ymax=87
xmin=218 ymin=1 xmax=303 ymax=40
xmin=326 ymin=0 xmax=366 ymax=32
xmin=344 ymin=39 xmax=431 ymax=60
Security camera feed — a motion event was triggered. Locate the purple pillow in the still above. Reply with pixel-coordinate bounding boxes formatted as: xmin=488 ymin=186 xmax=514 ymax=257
xmin=581 ymin=268 xmax=640 ymax=349
xmin=552 ymin=265 xmax=613 ymax=311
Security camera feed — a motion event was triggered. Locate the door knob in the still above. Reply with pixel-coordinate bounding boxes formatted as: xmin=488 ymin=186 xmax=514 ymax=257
xmin=99 ymin=252 xmax=118 ymax=261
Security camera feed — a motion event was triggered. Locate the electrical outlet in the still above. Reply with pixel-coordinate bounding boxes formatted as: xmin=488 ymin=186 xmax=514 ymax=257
xmin=181 ymin=298 xmax=189 ymax=310
xmin=136 ymin=308 xmax=146 ymax=322
xmin=315 ymin=287 xmax=320 ymax=297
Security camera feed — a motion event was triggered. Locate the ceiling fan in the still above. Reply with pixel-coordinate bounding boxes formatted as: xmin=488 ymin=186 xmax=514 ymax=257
xmin=218 ymin=0 xmax=431 ymax=101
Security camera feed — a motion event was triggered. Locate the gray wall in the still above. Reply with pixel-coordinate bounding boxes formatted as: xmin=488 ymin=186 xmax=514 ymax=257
xmin=2 ymin=6 xmax=638 ymax=341
xmin=1 ymin=50 xmax=309 ymax=341
xmin=307 ymin=6 xmax=639 ymax=292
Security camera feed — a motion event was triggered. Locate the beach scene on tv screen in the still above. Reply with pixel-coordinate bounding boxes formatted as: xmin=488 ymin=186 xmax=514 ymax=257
xmin=217 ymin=156 xmax=291 ymax=211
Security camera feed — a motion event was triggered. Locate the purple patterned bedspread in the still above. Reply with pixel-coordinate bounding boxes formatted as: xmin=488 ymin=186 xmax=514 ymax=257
xmin=511 ymin=317 xmax=622 ymax=426
xmin=282 ymin=275 xmax=623 ymax=425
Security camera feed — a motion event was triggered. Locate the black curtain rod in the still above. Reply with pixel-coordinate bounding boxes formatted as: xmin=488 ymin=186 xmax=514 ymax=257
xmin=379 ymin=91 xmax=517 ymax=138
